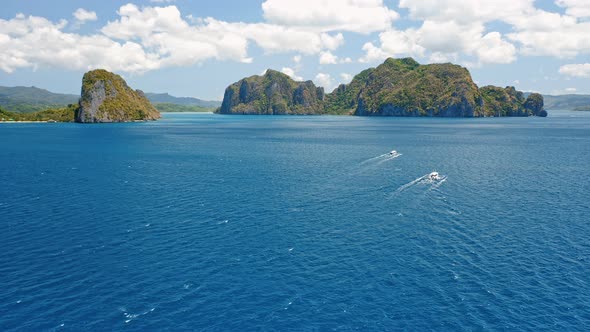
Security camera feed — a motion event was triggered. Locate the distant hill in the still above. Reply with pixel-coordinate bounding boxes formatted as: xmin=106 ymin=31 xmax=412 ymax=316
xmin=0 ymin=85 xmax=221 ymax=113
xmin=145 ymin=93 xmax=221 ymax=108
xmin=542 ymin=94 xmax=590 ymax=110
xmin=0 ymin=86 xmax=79 ymax=113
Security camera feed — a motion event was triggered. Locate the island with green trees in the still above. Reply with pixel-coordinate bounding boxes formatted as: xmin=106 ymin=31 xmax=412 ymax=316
xmin=218 ymin=57 xmax=546 ymax=117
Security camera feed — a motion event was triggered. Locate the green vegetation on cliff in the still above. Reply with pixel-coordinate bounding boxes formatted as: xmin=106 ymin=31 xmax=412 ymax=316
xmin=76 ymin=69 xmax=160 ymax=123
xmin=218 ymin=70 xmax=324 ymax=115
xmin=330 ymin=58 xmax=483 ymax=116
xmin=480 ymin=87 xmax=545 ymax=117
xmin=220 ymin=57 xmax=543 ymax=117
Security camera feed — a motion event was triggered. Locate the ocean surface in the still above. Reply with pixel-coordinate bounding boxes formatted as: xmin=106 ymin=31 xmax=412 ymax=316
xmin=1 ymin=111 xmax=589 ymax=331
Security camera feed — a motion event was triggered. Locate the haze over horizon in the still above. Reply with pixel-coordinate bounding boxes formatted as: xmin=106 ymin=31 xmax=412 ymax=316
xmin=1 ymin=0 xmax=589 ymax=99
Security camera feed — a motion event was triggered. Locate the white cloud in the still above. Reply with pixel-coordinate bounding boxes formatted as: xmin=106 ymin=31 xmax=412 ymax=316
xmin=293 ymin=55 xmax=302 ymax=63
xmin=565 ymin=87 xmax=577 ymax=92
xmin=559 ymin=63 xmax=590 ymax=77
xmin=281 ymin=67 xmax=303 ymax=81
xmin=319 ymin=50 xmax=353 ymax=64
xmin=359 ymin=28 xmax=425 ymax=63
xmin=73 ymin=8 xmax=97 ymax=23
xmin=0 ymin=4 xmax=353 ymax=74
xmin=319 ymin=51 xmax=338 ymax=64
xmin=150 ymin=0 xmax=176 ymax=3
xmin=262 ymin=0 xmax=399 ymax=33
xmin=556 ymin=0 xmax=590 ymax=18
xmin=314 ymin=73 xmax=334 ymax=90
xmin=362 ymin=0 xmax=590 ymax=64
xmin=340 ymin=73 xmax=353 ymax=83
xmin=0 ymin=14 xmax=159 ymax=73
xmin=398 ymin=0 xmax=534 ymax=24
xmin=360 ymin=21 xmax=515 ymax=65
xmin=320 ymin=33 xmax=344 ymax=50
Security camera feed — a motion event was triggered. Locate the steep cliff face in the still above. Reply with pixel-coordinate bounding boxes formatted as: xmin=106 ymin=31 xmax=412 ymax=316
xmin=524 ymin=93 xmax=546 ymax=116
xmin=327 ymin=58 xmax=484 ymax=117
xmin=219 ymin=58 xmax=545 ymax=117
xmin=75 ymin=69 xmax=160 ymax=123
xmin=479 ymin=86 xmax=545 ymax=117
xmin=218 ymin=70 xmax=324 ymax=115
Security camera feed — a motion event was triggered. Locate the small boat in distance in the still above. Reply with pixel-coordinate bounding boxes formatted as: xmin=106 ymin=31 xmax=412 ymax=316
xmin=389 ymin=150 xmax=398 ymax=155
xmin=429 ymin=172 xmax=441 ymax=181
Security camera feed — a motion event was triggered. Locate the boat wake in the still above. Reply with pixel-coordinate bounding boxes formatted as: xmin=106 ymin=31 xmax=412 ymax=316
xmin=361 ymin=150 xmax=402 ymax=165
xmin=395 ymin=172 xmax=447 ymax=193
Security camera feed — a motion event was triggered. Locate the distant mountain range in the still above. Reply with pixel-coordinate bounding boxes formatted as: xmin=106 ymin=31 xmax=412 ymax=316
xmin=0 ymin=86 xmax=221 ymax=113
xmin=542 ymin=94 xmax=590 ymax=111
xmin=0 ymin=86 xmax=79 ymax=113
xmin=144 ymin=93 xmax=220 ymax=108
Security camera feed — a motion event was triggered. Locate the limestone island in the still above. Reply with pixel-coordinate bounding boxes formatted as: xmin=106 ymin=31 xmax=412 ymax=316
xmin=0 ymin=69 xmax=160 ymax=123
xmin=217 ymin=57 xmax=546 ymax=117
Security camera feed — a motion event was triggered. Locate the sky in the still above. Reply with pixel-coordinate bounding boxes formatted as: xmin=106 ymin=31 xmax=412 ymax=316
xmin=0 ymin=0 xmax=589 ymax=100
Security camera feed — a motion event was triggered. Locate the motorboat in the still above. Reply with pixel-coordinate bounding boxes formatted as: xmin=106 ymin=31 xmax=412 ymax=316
xmin=389 ymin=150 xmax=398 ymax=155
xmin=429 ymin=172 xmax=441 ymax=181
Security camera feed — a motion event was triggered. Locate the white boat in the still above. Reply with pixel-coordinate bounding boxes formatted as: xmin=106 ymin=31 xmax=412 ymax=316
xmin=389 ymin=150 xmax=398 ymax=155
xmin=429 ymin=172 xmax=441 ymax=181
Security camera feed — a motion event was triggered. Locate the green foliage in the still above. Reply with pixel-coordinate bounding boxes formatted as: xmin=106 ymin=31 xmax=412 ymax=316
xmin=524 ymin=93 xmax=544 ymax=116
xmin=327 ymin=58 xmax=484 ymax=116
xmin=218 ymin=69 xmax=324 ymax=115
xmin=220 ymin=57 xmax=541 ymax=117
xmin=480 ymin=86 xmax=532 ymax=117
xmin=0 ymin=104 xmax=77 ymax=122
xmin=78 ymin=69 xmax=160 ymax=122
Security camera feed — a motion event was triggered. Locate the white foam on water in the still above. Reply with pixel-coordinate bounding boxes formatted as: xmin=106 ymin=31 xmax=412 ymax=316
xmin=376 ymin=153 xmax=402 ymax=165
xmin=360 ymin=154 xmax=388 ymax=165
xmin=429 ymin=176 xmax=447 ymax=191
xmin=396 ymin=174 xmax=428 ymax=193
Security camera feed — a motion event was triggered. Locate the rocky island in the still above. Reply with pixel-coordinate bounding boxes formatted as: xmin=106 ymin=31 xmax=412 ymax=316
xmin=1 ymin=69 xmax=160 ymax=123
xmin=218 ymin=70 xmax=325 ymax=115
xmin=217 ymin=57 xmax=546 ymax=117
xmin=76 ymin=69 xmax=160 ymax=123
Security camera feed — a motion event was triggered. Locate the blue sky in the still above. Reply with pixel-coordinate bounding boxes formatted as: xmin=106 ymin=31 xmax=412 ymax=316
xmin=0 ymin=0 xmax=589 ymax=100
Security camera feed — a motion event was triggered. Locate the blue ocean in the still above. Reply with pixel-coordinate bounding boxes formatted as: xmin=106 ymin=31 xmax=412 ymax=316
xmin=1 ymin=111 xmax=589 ymax=330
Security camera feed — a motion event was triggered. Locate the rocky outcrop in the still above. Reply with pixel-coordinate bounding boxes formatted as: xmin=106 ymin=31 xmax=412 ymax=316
xmin=217 ymin=70 xmax=324 ymax=115
xmin=219 ymin=58 xmax=545 ymax=117
xmin=75 ymin=69 xmax=160 ymax=123
xmin=334 ymin=58 xmax=484 ymax=117
xmin=524 ymin=93 xmax=545 ymax=116
xmin=479 ymin=86 xmax=547 ymax=117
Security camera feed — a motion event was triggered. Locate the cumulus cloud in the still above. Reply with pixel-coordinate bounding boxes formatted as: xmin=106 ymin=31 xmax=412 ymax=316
xmin=0 ymin=4 xmax=355 ymax=74
xmin=0 ymin=14 xmax=159 ymax=73
xmin=73 ymin=8 xmax=97 ymax=23
xmin=559 ymin=63 xmax=590 ymax=78
xmin=319 ymin=51 xmax=338 ymax=64
xmin=362 ymin=0 xmax=588 ymax=65
xmin=340 ymin=73 xmax=353 ymax=83
xmin=314 ymin=73 xmax=334 ymax=90
xmin=556 ymin=0 xmax=590 ymax=18
xmin=262 ymin=0 xmax=398 ymax=33
xmin=281 ymin=67 xmax=303 ymax=81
